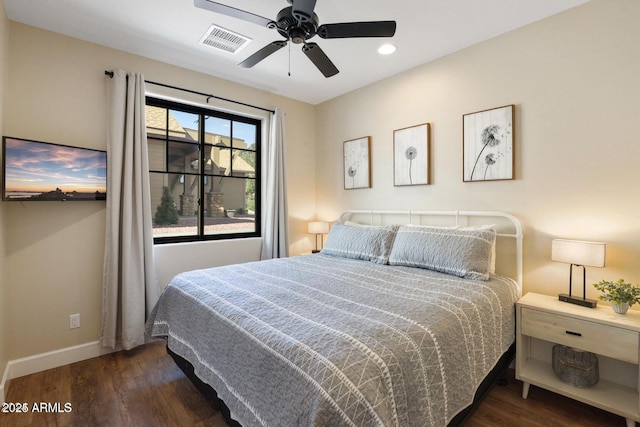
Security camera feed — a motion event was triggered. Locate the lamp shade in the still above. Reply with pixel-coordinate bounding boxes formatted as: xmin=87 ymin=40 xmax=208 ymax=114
xmin=308 ymin=221 xmax=329 ymax=235
xmin=551 ymin=239 xmax=606 ymax=267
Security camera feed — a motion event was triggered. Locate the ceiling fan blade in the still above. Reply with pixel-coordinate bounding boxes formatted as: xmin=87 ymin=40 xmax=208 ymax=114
xmin=302 ymin=43 xmax=339 ymax=78
xmin=239 ymin=41 xmax=288 ymax=68
xmin=291 ymin=0 xmax=317 ymax=23
xmin=317 ymin=21 xmax=397 ymax=39
xmin=194 ymin=0 xmax=273 ymax=28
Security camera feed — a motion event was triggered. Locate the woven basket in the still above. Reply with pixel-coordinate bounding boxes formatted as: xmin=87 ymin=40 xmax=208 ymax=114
xmin=552 ymin=344 xmax=599 ymax=388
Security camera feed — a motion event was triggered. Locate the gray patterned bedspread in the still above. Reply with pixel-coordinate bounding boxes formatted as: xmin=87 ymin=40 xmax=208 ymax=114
xmin=146 ymin=254 xmax=518 ymax=427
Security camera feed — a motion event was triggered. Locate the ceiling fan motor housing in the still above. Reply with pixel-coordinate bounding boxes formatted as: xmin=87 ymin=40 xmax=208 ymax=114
xmin=276 ymin=6 xmax=318 ymax=44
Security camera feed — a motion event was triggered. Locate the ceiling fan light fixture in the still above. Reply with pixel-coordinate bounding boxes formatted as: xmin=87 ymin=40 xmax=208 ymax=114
xmin=378 ymin=43 xmax=397 ymax=55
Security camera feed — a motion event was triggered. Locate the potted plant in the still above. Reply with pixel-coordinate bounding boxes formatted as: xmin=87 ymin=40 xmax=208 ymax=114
xmin=593 ymin=279 xmax=640 ymax=314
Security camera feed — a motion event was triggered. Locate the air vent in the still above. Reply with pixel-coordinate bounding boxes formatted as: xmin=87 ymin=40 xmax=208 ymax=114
xmin=199 ymin=24 xmax=251 ymax=54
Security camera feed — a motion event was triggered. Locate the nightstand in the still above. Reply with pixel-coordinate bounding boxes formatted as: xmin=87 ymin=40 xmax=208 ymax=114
xmin=516 ymin=293 xmax=640 ymax=427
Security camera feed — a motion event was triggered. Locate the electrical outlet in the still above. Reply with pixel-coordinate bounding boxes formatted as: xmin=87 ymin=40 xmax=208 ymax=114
xmin=69 ymin=314 xmax=80 ymax=329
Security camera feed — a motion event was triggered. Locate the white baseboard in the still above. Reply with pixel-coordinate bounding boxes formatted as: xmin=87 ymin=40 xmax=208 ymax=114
xmin=1 ymin=358 xmax=9 ymax=405
xmin=0 ymin=373 xmax=5 ymax=405
xmin=0 ymin=341 xmax=116 ymax=403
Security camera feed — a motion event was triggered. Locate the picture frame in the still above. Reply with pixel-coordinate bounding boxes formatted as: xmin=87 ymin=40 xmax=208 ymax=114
xmin=343 ymin=136 xmax=371 ymax=190
xmin=463 ymin=104 xmax=514 ymax=182
xmin=394 ymin=123 xmax=430 ymax=186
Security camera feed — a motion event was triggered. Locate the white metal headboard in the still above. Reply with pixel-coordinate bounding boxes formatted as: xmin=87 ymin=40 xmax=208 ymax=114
xmin=338 ymin=210 xmax=524 ymax=291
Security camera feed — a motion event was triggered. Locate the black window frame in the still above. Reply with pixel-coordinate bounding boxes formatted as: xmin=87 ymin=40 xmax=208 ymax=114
xmin=146 ymin=97 xmax=261 ymax=244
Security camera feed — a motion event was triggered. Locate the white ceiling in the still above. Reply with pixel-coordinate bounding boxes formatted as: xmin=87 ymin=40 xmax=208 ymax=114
xmin=3 ymin=0 xmax=589 ymax=105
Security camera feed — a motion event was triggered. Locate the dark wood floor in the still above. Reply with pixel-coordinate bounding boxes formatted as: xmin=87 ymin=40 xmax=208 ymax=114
xmin=1 ymin=340 xmax=627 ymax=427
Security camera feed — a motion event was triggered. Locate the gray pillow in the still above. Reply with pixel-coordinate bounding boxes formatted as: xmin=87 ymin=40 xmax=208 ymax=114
xmin=388 ymin=225 xmax=496 ymax=280
xmin=321 ymin=222 xmax=398 ymax=264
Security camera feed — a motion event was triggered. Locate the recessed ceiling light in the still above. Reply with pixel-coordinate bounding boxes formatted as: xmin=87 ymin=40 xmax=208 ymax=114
xmin=378 ymin=44 xmax=397 ymax=55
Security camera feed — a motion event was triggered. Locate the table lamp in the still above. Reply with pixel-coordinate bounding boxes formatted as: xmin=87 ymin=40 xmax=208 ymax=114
xmin=308 ymin=221 xmax=329 ymax=253
xmin=552 ymin=239 xmax=606 ymax=308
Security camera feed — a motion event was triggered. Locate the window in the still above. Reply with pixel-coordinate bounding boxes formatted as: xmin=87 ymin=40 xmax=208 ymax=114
xmin=146 ymin=97 xmax=261 ymax=243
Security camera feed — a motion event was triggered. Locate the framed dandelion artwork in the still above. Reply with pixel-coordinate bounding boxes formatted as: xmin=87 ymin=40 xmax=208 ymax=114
xmin=343 ymin=136 xmax=371 ymax=190
xmin=463 ymin=105 xmax=514 ymax=182
xmin=394 ymin=123 xmax=430 ymax=186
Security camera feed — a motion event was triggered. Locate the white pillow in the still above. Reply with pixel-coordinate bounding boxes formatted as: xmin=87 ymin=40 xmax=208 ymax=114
xmin=388 ymin=225 xmax=496 ymax=280
xmin=321 ymin=222 xmax=398 ymax=264
xmin=456 ymin=224 xmax=497 ymax=273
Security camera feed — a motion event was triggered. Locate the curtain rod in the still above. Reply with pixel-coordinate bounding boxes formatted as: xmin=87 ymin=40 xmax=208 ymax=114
xmin=104 ymin=70 xmax=275 ymax=114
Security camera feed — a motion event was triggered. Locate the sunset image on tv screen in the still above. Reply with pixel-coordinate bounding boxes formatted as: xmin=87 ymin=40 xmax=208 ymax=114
xmin=3 ymin=137 xmax=107 ymax=201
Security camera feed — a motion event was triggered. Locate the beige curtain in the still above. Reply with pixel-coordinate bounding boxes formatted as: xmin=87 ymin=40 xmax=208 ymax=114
xmin=261 ymin=108 xmax=289 ymax=259
xmin=100 ymin=70 xmax=159 ymax=350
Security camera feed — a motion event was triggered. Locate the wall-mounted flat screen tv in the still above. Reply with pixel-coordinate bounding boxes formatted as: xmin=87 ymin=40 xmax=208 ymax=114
xmin=2 ymin=136 xmax=107 ymax=201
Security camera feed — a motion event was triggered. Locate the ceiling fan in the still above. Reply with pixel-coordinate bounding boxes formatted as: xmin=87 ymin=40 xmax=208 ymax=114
xmin=194 ymin=0 xmax=397 ymax=78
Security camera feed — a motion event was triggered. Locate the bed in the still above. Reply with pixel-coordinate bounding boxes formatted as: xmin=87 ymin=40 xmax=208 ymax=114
xmin=146 ymin=210 xmax=523 ymax=427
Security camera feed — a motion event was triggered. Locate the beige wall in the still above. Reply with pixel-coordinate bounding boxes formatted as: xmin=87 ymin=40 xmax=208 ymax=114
xmin=315 ymin=0 xmax=640 ymax=301
xmin=4 ymin=22 xmax=316 ymax=360
xmin=0 ymin=0 xmax=9 ymax=389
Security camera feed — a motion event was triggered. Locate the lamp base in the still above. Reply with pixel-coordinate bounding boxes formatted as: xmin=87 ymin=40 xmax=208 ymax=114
xmin=311 ymin=250 xmax=321 ymax=253
xmin=558 ymin=293 xmax=598 ymax=308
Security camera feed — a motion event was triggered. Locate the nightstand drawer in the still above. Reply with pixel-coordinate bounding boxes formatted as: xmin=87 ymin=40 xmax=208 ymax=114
xmin=521 ymin=307 xmax=639 ymax=364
